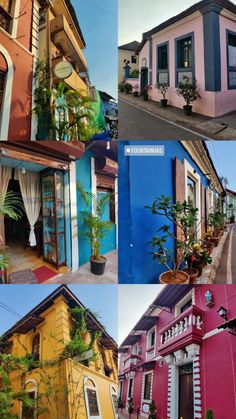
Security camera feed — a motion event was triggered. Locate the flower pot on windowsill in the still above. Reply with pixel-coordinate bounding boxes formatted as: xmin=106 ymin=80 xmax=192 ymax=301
xmin=160 ymin=99 xmax=168 ymax=107
xmin=90 ymin=256 xmax=106 ymax=275
xmin=183 ymin=267 xmax=199 ymax=283
xmin=159 ymin=270 xmax=189 ymax=284
xmin=183 ymin=104 xmax=192 ymax=115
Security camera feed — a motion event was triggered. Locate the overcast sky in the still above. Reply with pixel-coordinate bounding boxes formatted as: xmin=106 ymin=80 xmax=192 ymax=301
xmin=119 ymin=0 xmax=236 ymax=45
xmin=118 ymin=285 xmax=164 ymax=345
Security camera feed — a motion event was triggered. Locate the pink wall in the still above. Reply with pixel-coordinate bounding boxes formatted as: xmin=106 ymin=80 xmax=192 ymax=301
xmin=138 ymin=13 xmax=236 ymax=117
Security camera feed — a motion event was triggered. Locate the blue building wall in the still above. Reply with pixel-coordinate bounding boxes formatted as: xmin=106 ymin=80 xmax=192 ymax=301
xmin=76 ymin=151 xmax=116 ymax=266
xmin=118 ymin=140 xmax=210 ymax=284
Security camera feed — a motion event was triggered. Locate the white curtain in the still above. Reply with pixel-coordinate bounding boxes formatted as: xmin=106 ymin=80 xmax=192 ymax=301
xmin=0 ymin=165 xmax=12 ymax=200
xmin=15 ymin=170 xmax=41 ymax=247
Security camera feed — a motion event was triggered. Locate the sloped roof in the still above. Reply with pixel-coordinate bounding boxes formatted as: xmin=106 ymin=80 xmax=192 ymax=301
xmin=226 ymin=188 xmax=236 ymax=197
xmin=137 ymin=0 xmax=236 ymax=52
xmin=1 ymin=285 xmax=117 ymax=352
xmin=118 ymin=40 xmax=140 ymax=52
xmin=65 ymin=0 xmax=86 ymax=47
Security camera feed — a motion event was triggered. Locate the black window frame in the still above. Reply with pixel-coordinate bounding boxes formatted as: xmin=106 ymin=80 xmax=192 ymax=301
xmin=227 ymin=30 xmax=236 ymax=89
xmin=157 ymin=42 xmax=169 ymax=86
xmin=175 ymin=32 xmax=195 ymax=87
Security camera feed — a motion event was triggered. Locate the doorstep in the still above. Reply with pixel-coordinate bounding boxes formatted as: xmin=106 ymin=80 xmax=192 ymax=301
xmin=119 ymin=92 xmax=236 ymax=140
xmin=196 ymin=227 xmax=231 ymax=284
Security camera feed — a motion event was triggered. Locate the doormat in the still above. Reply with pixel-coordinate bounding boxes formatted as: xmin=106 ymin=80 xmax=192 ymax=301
xmin=8 ymin=269 xmax=38 ymax=284
xmin=33 ymin=266 xmax=58 ymax=283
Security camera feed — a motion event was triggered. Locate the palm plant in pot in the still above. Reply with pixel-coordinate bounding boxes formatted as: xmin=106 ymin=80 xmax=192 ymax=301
xmin=148 ymin=400 xmax=157 ymax=419
xmin=156 ymin=82 xmax=168 ymax=107
xmin=145 ymin=196 xmax=199 ymax=284
xmin=176 ymin=76 xmax=200 ymax=115
xmin=77 ymin=184 xmax=114 ymax=276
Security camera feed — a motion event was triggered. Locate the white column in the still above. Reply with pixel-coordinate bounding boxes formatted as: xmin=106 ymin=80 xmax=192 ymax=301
xmin=91 ymin=157 xmax=97 ymax=214
xmin=70 ymin=162 xmax=79 ymax=271
xmin=186 ymin=344 xmax=202 ymax=419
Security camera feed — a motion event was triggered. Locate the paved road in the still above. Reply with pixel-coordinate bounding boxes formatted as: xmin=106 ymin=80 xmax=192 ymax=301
xmin=215 ymin=224 xmax=236 ymax=283
xmin=119 ymin=98 xmax=215 ymax=140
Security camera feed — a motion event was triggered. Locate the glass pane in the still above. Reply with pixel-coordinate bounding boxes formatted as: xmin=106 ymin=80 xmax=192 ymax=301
xmin=144 ymin=373 xmax=152 ymax=400
xmin=158 ymin=44 xmax=168 ymax=70
xmin=178 ymin=37 xmax=192 ymax=68
xmin=87 ymin=389 xmax=99 ymax=416
xmin=57 ymin=234 xmax=65 ymax=264
xmin=0 ymin=70 xmax=6 ymax=112
xmin=112 ymin=394 xmax=118 ymax=414
xmin=178 ymin=71 xmax=192 ymax=84
xmin=229 ymin=71 xmax=236 ymax=87
xmin=55 ymin=172 xmax=63 ymax=201
xmin=158 ymin=72 xmax=168 ymax=84
xmin=187 ymin=177 xmax=196 ymax=207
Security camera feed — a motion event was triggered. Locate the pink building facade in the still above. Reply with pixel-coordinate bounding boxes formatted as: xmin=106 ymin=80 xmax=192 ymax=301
xmin=118 ymin=284 xmax=236 ymax=419
xmin=138 ymin=0 xmax=236 ymax=117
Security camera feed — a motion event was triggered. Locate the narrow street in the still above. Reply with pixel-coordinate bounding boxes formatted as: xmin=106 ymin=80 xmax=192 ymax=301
xmin=215 ymin=224 xmax=236 ymax=283
xmin=119 ymin=98 xmax=215 ymax=141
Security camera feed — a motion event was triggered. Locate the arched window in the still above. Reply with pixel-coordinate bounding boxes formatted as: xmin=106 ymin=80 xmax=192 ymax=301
xmin=142 ymin=57 xmax=147 ymax=67
xmin=0 ymin=53 xmax=7 ymax=117
xmin=84 ymin=377 xmax=101 ymax=419
xmin=22 ymin=379 xmax=38 ymax=419
xmin=32 ymin=334 xmax=40 ymax=361
xmin=110 ymin=385 xmax=118 ymax=418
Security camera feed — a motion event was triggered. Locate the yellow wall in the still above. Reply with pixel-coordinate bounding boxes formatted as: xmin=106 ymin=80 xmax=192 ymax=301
xmin=118 ymin=49 xmax=139 ymax=82
xmin=8 ymin=296 xmax=118 ymax=418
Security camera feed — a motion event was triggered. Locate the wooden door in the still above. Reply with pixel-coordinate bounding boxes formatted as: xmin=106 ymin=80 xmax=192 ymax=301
xmin=141 ymin=68 xmax=148 ymax=94
xmin=179 ymin=364 xmax=193 ymax=419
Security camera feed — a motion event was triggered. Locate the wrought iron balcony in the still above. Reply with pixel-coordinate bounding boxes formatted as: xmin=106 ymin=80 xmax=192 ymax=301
xmin=0 ymin=6 xmax=12 ymax=33
xmin=123 ymin=354 xmax=141 ymax=372
xmin=158 ymin=305 xmax=204 ymax=356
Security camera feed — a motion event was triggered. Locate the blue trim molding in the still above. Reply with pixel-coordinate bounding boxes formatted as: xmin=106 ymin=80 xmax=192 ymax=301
xmin=156 ymin=41 xmax=169 ymax=86
xmin=203 ymin=10 xmax=221 ymax=92
xmin=226 ymin=29 xmax=236 ymax=90
xmin=175 ymin=32 xmax=195 ymax=87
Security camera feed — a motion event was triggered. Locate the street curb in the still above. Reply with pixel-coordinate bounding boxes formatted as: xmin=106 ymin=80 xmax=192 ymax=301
xmin=119 ymin=93 xmax=236 ymax=140
xmin=196 ymin=227 xmax=231 ymax=284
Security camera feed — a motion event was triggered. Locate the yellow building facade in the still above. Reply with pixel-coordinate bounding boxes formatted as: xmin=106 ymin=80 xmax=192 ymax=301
xmin=1 ymin=285 xmax=118 ymax=418
xmin=38 ymin=0 xmax=88 ymax=92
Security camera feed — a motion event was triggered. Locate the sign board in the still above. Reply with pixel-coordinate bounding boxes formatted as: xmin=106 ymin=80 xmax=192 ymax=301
xmin=54 ymin=61 xmax=73 ymax=79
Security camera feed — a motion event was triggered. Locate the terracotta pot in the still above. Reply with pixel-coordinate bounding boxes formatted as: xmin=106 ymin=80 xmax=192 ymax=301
xmin=183 ymin=267 xmax=199 ymax=283
xmin=211 ymin=236 xmax=220 ymax=247
xmin=192 ymin=261 xmax=205 ymax=276
xmin=159 ymin=270 xmax=189 ymax=284
xmin=160 ymin=99 xmax=168 ymax=107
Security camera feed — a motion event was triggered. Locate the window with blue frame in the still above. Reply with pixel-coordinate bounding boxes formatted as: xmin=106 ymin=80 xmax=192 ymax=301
xmin=227 ymin=31 xmax=236 ymax=89
xmin=176 ymin=34 xmax=194 ymax=85
xmin=157 ymin=43 xmax=169 ymax=85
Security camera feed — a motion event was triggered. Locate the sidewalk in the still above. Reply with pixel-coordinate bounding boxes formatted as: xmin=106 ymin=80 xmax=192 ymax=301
xmin=119 ymin=92 xmax=236 ymax=140
xmin=45 ymin=250 xmax=118 ymax=284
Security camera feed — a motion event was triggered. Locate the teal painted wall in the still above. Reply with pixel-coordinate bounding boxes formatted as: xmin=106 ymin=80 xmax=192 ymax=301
xmin=97 ymin=191 xmax=116 ymax=256
xmin=76 ymin=152 xmax=116 ymax=266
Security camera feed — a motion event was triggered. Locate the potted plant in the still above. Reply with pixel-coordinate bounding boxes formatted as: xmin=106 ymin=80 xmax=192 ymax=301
xmin=176 ymin=76 xmax=200 ymax=115
xmin=205 ymin=409 xmax=214 ymax=419
xmin=124 ymin=82 xmax=133 ymax=94
xmin=190 ymin=248 xmax=212 ymax=277
xmin=128 ymin=397 xmax=134 ymax=418
xmin=118 ymin=397 xmax=124 ymax=412
xmin=133 ymin=83 xmax=139 ymax=97
xmin=208 ymin=211 xmax=225 ymax=246
xmin=143 ymin=84 xmax=152 ymax=100
xmin=145 ymin=196 xmax=199 ymax=284
xmin=148 ymin=400 xmax=157 ymax=419
xmin=77 ymin=184 xmax=114 ymax=275
xmin=156 ymin=82 xmax=168 ymax=107
xmin=118 ymin=81 xmax=126 ymax=92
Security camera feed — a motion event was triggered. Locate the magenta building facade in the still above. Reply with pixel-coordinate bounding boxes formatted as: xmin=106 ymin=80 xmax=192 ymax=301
xmin=138 ymin=0 xmax=236 ymax=117
xmin=118 ymin=284 xmax=236 ymax=419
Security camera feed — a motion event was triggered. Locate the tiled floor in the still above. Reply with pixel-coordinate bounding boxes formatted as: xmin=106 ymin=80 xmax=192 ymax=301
xmin=46 ymin=250 xmax=118 ymax=284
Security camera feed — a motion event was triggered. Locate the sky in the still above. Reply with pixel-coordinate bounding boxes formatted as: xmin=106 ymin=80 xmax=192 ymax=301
xmin=118 ymin=285 xmax=164 ymax=345
xmin=0 ymin=284 xmax=118 ymax=342
xmin=207 ymin=141 xmax=236 ymax=191
xmin=73 ymin=0 xmax=118 ymax=99
xmin=119 ymin=0 xmax=236 ymax=45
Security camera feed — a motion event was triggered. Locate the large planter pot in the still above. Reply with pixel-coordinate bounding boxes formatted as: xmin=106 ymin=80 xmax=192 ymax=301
xmin=183 ymin=267 xmax=199 ymax=283
xmin=183 ymin=104 xmax=192 ymax=115
xmin=192 ymin=261 xmax=205 ymax=276
xmin=160 ymin=99 xmax=168 ymax=107
xmin=143 ymin=94 xmax=148 ymax=101
xmin=90 ymin=256 xmax=106 ymax=275
xmin=159 ymin=270 xmax=189 ymax=284
xmin=211 ymin=236 xmax=221 ymax=247
xmin=133 ymin=92 xmax=139 ymax=97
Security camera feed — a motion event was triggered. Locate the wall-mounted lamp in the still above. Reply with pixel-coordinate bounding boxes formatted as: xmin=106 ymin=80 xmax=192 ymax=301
xmin=217 ymin=306 xmax=228 ymax=321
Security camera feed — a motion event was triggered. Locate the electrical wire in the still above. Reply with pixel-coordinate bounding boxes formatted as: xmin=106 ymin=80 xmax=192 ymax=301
xmin=78 ymin=0 xmax=117 ymax=18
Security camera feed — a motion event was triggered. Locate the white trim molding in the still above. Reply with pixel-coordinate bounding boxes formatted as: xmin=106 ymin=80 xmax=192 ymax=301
xmin=0 ymin=45 xmax=14 ymax=141
xmin=140 ymin=370 xmax=154 ymax=417
xmin=84 ymin=376 xmax=102 ymax=419
xmin=175 ymin=288 xmax=195 ymax=316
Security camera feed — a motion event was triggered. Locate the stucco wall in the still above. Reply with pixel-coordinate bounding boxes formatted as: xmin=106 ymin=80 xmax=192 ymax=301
xmin=118 ymin=141 xmax=210 ymax=284
xmin=119 ymin=49 xmax=139 ymax=82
